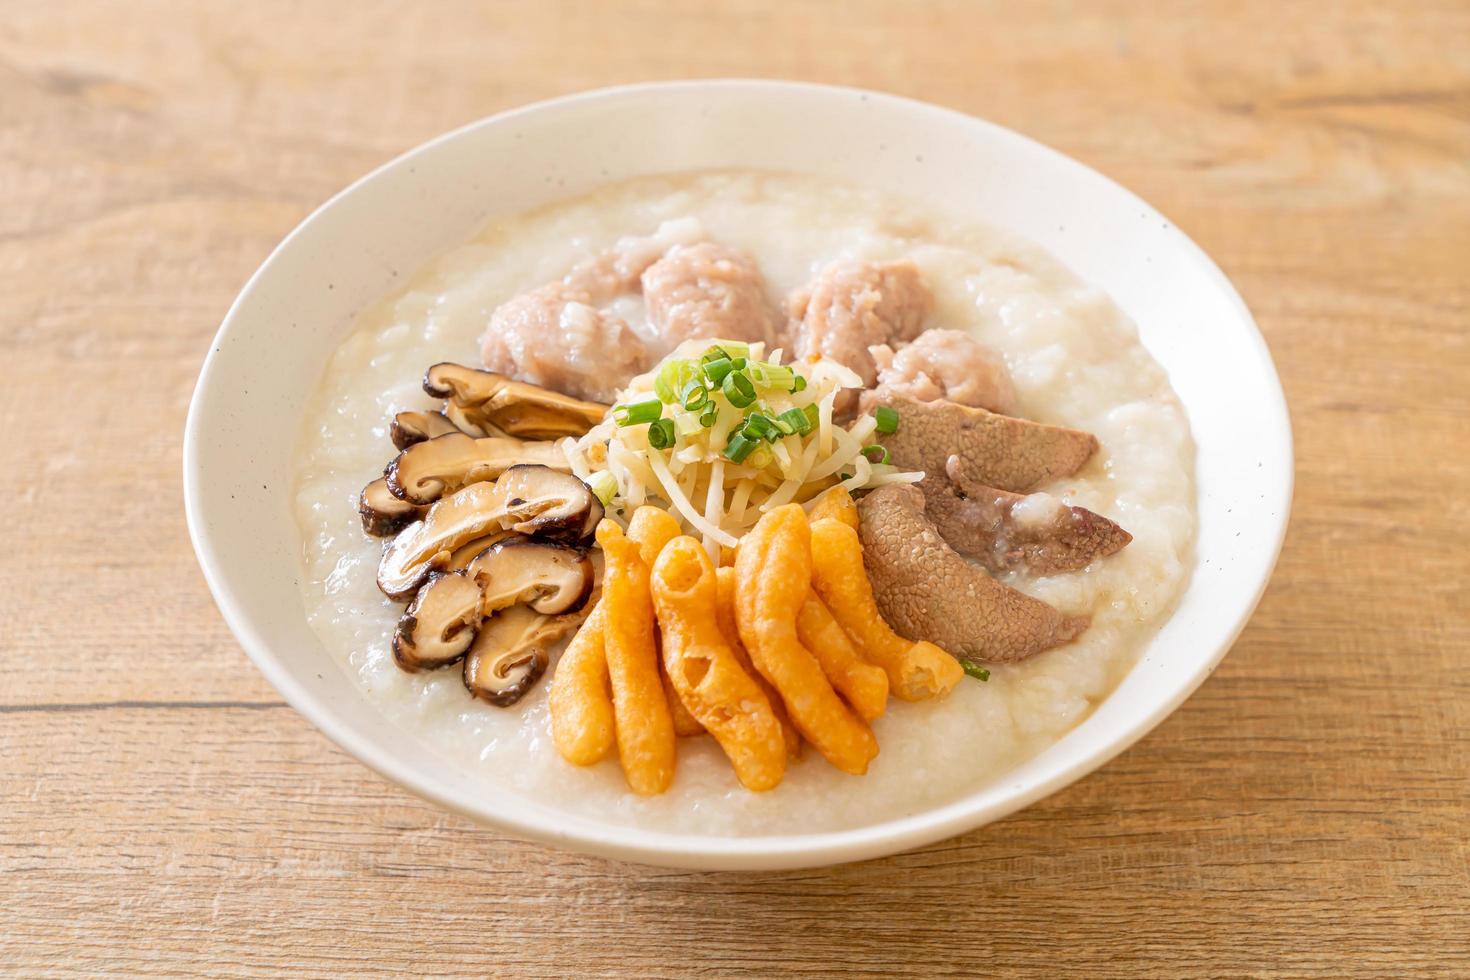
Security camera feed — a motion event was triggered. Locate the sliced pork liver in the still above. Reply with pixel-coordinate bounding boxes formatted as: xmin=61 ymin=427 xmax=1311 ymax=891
xmin=857 ymin=484 xmax=1088 ymax=663
xmin=875 ymin=395 xmax=1098 ymax=493
xmin=919 ymin=464 xmax=1132 ymax=575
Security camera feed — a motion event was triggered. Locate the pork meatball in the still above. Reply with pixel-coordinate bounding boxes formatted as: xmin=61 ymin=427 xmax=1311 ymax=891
xmin=478 ymin=220 xmax=715 ymax=401
xmin=789 ymin=260 xmax=933 ymax=388
xmin=640 ymin=242 xmax=780 ymax=352
xmin=480 ymin=281 xmax=649 ymax=403
xmin=571 ymin=217 xmax=705 ymax=298
xmin=863 ymin=328 xmax=1016 ymax=415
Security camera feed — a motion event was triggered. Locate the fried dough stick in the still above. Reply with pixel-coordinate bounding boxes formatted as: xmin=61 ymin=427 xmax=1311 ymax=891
xmin=809 ymin=517 xmax=964 ymax=702
xmin=651 ymin=538 xmax=786 ymax=791
xmin=549 ymin=603 xmax=615 ymax=766
xmin=550 ymin=506 xmax=694 ymax=767
xmin=716 ymin=566 xmax=801 ymax=758
xmin=808 ymin=486 xmax=860 ymax=529
xmin=796 ymin=593 xmax=889 ymax=722
xmin=596 ymin=520 xmax=677 ymax=795
xmin=624 ymin=507 xmax=705 ymax=738
xmin=735 ymin=506 xmax=878 ymax=775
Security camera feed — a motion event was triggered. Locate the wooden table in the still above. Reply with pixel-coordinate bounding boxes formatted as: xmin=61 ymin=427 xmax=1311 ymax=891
xmin=4 ymin=2 xmax=1467 ymax=975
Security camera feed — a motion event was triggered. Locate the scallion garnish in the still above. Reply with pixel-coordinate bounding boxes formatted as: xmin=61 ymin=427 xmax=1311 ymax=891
xmin=699 ymin=403 xmax=719 ymax=427
xmin=723 ymin=431 xmax=758 ymax=463
xmin=673 ymin=412 xmax=705 ymax=438
xmin=722 ymin=371 xmax=757 ymax=408
xmin=861 ymin=444 xmax=890 ymax=465
xmin=792 ymin=375 xmax=807 ymax=393
xmin=587 ymin=470 xmax=618 ymax=506
xmin=702 ymin=342 xmax=749 ymax=363
xmin=750 ymin=362 xmax=796 ymax=391
xmin=654 ymin=359 xmax=694 ymax=404
xmin=959 ymin=660 xmax=991 ymax=682
xmin=614 ymin=398 xmax=663 ymax=426
xmin=742 ymin=412 xmax=778 ymax=442
xmin=776 ymin=407 xmax=812 ymax=436
xmin=681 ymin=379 xmax=709 ymax=411
xmin=647 ymin=417 xmax=676 ymax=450
xmin=874 ymin=405 xmax=900 ymax=434
xmin=703 ymin=357 xmax=735 ymax=385
xmin=802 ymin=404 xmax=820 ymax=431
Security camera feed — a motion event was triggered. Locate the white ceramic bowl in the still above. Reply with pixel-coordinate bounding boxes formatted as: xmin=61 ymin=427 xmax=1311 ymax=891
xmin=184 ymin=81 xmax=1291 ymax=870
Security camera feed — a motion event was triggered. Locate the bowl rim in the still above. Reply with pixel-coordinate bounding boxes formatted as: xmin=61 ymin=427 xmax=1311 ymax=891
xmin=184 ymin=79 xmax=1293 ymax=869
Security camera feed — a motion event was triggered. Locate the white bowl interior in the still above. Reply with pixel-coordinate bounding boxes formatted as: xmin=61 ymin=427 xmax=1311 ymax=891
xmin=185 ymin=81 xmax=1291 ymax=870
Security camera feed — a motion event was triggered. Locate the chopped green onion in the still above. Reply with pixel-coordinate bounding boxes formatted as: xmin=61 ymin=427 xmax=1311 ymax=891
xmin=792 ymin=375 xmax=807 ymax=393
xmin=861 ymin=445 xmax=890 ymax=465
xmin=699 ymin=403 xmax=719 ymax=427
xmin=674 ymin=412 xmax=705 ymax=438
xmin=771 ymin=414 xmax=796 ymax=436
xmin=614 ymin=399 xmax=663 ymax=426
xmin=747 ymin=445 xmax=773 ymax=469
xmin=802 ymin=404 xmax=820 ymax=431
xmin=874 ymin=405 xmax=900 ymax=434
xmin=703 ymin=357 xmax=735 ymax=385
xmin=742 ymin=412 xmax=778 ymax=441
xmin=776 ymin=407 xmax=812 ymax=436
xmin=680 ymin=379 xmax=709 ymax=411
xmin=587 ymin=471 xmax=618 ymax=506
xmin=723 ymin=431 xmax=758 ymax=464
xmin=647 ymin=417 xmax=676 ymax=450
xmin=750 ymin=362 xmax=796 ymax=390
xmin=654 ymin=359 xmax=694 ymax=404
xmin=959 ymin=659 xmax=991 ymax=682
xmin=702 ymin=341 xmax=749 ymax=362
xmin=722 ymin=371 xmax=757 ymax=408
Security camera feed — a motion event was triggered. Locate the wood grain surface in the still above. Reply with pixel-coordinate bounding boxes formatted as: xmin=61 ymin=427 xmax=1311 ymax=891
xmin=3 ymin=2 xmax=1467 ymax=976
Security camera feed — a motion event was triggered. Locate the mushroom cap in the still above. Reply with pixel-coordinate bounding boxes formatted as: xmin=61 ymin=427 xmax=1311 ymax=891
xmin=359 ymin=477 xmax=426 ymax=537
xmin=446 ymin=530 xmax=523 ymax=571
xmin=376 ymin=465 xmax=603 ymax=599
xmin=423 ymin=362 xmax=608 ymax=440
xmin=492 ymin=464 xmax=604 ymax=541
xmin=465 ymin=537 xmax=594 ymax=615
xmin=462 ymin=605 xmax=580 ymax=706
xmin=384 ymin=432 xmax=571 ymax=505
xmin=389 ymin=410 xmax=462 ymax=451
xmin=392 ymin=571 xmax=485 ymax=671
